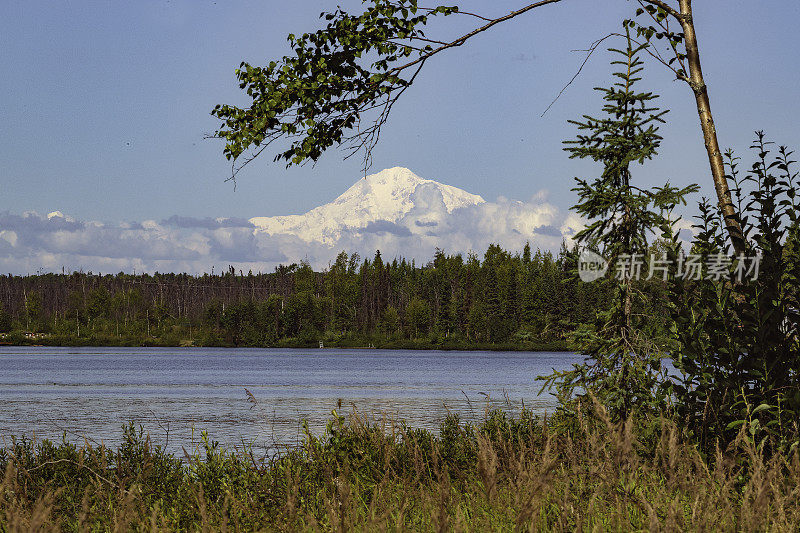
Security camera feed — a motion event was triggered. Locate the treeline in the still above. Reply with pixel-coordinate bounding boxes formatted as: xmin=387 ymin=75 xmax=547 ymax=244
xmin=0 ymin=243 xmax=638 ymax=349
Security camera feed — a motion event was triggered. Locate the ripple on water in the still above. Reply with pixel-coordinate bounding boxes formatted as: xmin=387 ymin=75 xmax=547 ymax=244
xmin=0 ymin=347 xmax=579 ymax=456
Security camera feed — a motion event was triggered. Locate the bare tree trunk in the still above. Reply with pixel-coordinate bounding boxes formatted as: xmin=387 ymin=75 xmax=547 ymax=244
xmin=677 ymin=0 xmax=745 ymax=253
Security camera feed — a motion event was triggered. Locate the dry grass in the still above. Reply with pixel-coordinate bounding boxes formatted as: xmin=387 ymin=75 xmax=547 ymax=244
xmin=1 ymin=405 xmax=799 ymax=531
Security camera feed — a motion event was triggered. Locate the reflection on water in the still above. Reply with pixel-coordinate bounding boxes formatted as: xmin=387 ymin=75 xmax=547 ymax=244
xmin=0 ymin=347 xmax=582 ymax=456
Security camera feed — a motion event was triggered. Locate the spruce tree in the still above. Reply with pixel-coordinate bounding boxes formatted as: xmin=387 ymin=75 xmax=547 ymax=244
xmin=544 ymin=29 xmax=698 ymax=420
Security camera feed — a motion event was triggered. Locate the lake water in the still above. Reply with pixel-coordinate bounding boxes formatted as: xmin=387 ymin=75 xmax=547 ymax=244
xmin=0 ymin=347 xmax=583 ymax=456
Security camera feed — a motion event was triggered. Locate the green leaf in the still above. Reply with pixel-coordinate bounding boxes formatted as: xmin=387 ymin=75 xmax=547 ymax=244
xmin=726 ymin=420 xmax=746 ymax=430
xmin=751 ymin=403 xmax=773 ymax=415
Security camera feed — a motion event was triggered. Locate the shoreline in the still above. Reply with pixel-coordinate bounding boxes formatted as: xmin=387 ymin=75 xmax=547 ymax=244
xmin=0 ymin=334 xmax=574 ymax=352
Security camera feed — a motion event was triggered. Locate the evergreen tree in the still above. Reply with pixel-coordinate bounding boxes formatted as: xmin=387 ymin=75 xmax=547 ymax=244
xmin=545 ymin=29 xmax=697 ymax=420
xmin=0 ymin=303 xmax=11 ymax=333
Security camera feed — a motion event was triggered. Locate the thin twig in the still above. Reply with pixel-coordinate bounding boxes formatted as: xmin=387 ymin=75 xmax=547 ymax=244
xmin=19 ymin=458 xmax=121 ymax=490
xmin=541 ymin=34 xmax=615 ymax=117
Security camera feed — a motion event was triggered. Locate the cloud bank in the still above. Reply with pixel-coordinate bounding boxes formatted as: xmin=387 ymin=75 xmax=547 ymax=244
xmin=0 ymin=195 xmax=581 ymax=274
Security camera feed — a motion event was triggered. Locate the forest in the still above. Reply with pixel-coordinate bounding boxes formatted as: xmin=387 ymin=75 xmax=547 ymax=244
xmin=0 ymin=243 xmax=663 ymax=350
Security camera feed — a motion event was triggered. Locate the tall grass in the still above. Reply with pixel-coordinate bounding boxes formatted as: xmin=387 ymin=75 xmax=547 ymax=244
xmin=1 ymin=405 xmax=799 ymax=531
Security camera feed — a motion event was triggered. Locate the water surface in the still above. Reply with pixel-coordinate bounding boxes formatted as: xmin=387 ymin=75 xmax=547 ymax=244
xmin=0 ymin=347 xmax=582 ymax=456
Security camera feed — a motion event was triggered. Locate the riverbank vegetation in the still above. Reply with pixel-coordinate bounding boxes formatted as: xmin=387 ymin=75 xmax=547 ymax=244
xmin=2 ymin=405 xmax=799 ymax=531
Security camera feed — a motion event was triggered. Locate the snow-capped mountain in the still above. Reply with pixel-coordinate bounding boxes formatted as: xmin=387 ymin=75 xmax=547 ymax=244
xmin=250 ymin=167 xmax=485 ymax=244
xmin=1 ymin=167 xmax=578 ymax=274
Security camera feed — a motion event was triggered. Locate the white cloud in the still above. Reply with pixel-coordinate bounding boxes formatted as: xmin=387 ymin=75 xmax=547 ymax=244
xmin=0 ymin=200 xmax=576 ymax=274
xmin=0 ymin=169 xmax=586 ymax=274
xmin=0 ymin=230 xmax=18 ymax=247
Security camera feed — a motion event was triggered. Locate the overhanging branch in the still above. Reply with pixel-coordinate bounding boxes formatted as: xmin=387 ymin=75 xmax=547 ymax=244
xmin=637 ymin=0 xmax=681 ymax=20
xmin=388 ymin=0 xmax=565 ymax=76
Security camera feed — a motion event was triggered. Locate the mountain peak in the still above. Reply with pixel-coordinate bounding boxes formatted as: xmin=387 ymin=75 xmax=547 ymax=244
xmin=334 ymin=167 xmax=425 ymax=205
xmin=334 ymin=166 xmax=483 ymax=214
xmin=364 ymin=166 xmax=423 ymax=184
xmin=250 ymin=167 xmax=484 ymax=244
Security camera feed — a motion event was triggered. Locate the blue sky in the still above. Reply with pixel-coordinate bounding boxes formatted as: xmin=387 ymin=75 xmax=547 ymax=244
xmin=1 ymin=1 xmax=799 ymax=273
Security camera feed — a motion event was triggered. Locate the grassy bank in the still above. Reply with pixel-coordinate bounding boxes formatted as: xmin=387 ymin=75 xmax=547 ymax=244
xmin=2 ymin=407 xmax=798 ymax=531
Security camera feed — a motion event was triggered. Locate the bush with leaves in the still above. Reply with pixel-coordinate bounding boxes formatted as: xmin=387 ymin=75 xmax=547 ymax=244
xmin=667 ymin=132 xmax=800 ymax=453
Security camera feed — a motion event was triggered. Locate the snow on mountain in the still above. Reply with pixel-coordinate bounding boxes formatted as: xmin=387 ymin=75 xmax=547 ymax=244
xmin=250 ymin=167 xmax=485 ymax=245
xmin=1 ymin=168 xmax=579 ymax=274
